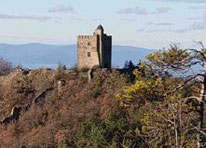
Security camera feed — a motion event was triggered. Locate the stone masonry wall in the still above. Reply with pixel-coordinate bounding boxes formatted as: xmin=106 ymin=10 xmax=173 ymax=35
xmin=77 ymin=26 xmax=112 ymax=70
xmin=102 ymin=35 xmax=112 ymax=68
xmin=77 ymin=35 xmax=100 ymax=69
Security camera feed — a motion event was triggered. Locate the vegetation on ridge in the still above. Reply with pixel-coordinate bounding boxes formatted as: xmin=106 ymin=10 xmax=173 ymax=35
xmin=0 ymin=44 xmax=206 ymax=147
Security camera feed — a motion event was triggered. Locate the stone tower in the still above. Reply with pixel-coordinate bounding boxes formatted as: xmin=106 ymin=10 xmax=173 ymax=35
xmin=77 ymin=25 xmax=112 ymax=69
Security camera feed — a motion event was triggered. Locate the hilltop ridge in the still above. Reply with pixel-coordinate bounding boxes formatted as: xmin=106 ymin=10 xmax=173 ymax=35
xmin=0 ymin=68 xmax=128 ymax=147
xmin=0 ymin=43 xmax=154 ymax=68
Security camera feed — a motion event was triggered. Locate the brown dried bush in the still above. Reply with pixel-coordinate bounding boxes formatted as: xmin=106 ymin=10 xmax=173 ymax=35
xmin=0 ymin=58 xmax=13 ymax=75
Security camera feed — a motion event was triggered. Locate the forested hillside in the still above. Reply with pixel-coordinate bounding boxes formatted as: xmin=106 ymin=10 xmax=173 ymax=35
xmin=0 ymin=45 xmax=205 ymax=147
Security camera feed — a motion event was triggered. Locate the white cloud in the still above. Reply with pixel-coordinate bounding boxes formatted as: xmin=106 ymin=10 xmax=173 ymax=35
xmin=152 ymin=7 xmax=171 ymax=14
xmin=0 ymin=13 xmax=53 ymax=22
xmin=137 ymin=29 xmax=146 ymax=32
xmin=120 ymin=18 xmax=136 ymax=22
xmin=176 ymin=14 xmax=206 ymax=33
xmin=189 ymin=5 xmax=206 ymax=10
xmin=146 ymin=22 xmax=154 ymax=25
xmin=136 ymin=13 xmax=206 ymax=33
xmin=187 ymin=16 xmax=202 ymax=21
xmin=156 ymin=22 xmax=172 ymax=26
xmin=145 ymin=22 xmax=172 ymax=26
xmin=48 ymin=5 xmax=75 ymax=13
xmin=118 ymin=6 xmax=148 ymax=15
xmin=118 ymin=6 xmax=171 ymax=15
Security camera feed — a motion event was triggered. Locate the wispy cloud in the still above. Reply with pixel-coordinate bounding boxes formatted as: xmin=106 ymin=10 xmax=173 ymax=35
xmin=156 ymin=22 xmax=172 ymax=26
xmin=188 ymin=5 xmax=206 ymax=10
xmin=147 ymin=29 xmax=173 ymax=33
xmin=71 ymin=17 xmax=87 ymax=21
xmin=152 ymin=7 xmax=171 ymax=14
xmin=145 ymin=22 xmax=172 ymax=26
xmin=187 ymin=16 xmax=202 ymax=21
xmin=118 ymin=6 xmax=148 ymax=15
xmin=70 ymin=17 xmax=103 ymax=22
xmin=176 ymin=23 xmax=205 ymax=33
xmin=48 ymin=5 xmax=75 ymax=13
xmin=146 ymin=22 xmax=154 ymax=25
xmin=137 ymin=23 xmax=206 ymax=33
xmin=118 ymin=6 xmax=171 ymax=15
xmin=0 ymin=13 xmax=53 ymax=22
xmin=137 ymin=29 xmax=146 ymax=32
xmin=0 ymin=34 xmax=70 ymax=43
xmin=176 ymin=14 xmax=206 ymax=32
xmin=120 ymin=18 xmax=136 ymax=22
xmin=136 ymin=14 xmax=206 ymax=33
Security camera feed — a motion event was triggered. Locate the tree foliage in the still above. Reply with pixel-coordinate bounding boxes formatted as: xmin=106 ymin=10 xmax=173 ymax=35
xmin=77 ymin=113 xmax=147 ymax=148
xmin=1 ymin=44 xmax=206 ymax=147
xmin=116 ymin=44 xmax=205 ymax=147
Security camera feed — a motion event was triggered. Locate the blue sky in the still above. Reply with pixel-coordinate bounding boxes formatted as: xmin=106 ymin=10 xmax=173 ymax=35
xmin=0 ymin=0 xmax=206 ymax=48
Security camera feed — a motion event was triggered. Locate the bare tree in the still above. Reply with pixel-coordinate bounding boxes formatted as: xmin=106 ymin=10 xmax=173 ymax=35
xmin=142 ymin=43 xmax=206 ymax=147
xmin=0 ymin=58 xmax=13 ymax=75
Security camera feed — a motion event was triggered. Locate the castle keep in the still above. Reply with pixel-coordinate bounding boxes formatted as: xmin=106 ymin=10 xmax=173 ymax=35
xmin=77 ymin=25 xmax=112 ymax=69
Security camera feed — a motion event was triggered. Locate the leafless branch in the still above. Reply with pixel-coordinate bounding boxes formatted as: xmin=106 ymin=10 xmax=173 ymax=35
xmin=165 ymin=74 xmax=204 ymax=97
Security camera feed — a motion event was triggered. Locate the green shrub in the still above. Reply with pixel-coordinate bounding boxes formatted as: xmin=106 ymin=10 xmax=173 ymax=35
xmin=58 ymin=139 xmax=75 ymax=148
xmin=77 ymin=113 xmax=147 ymax=148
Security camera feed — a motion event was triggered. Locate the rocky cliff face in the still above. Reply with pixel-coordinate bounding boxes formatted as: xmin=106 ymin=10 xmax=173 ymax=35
xmin=0 ymin=68 xmax=128 ymax=147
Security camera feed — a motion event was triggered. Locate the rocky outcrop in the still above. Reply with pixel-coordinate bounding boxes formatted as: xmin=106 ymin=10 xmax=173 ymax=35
xmin=0 ymin=87 xmax=54 ymax=125
xmin=0 ymin=106 xmax=22 ymax=124
xmin=87 ymin=69 xmax=94 ymax=82
xmin=33 ymin=87 xmax=53 ymax=104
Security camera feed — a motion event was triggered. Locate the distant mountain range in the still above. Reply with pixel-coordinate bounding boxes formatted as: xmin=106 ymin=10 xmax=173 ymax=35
xmin=0 ymin=43 xmax=155 ymax=69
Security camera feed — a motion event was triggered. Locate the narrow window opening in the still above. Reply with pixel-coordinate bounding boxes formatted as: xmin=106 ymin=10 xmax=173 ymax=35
xmin=87 ymin=52 xmax=91 ymax=57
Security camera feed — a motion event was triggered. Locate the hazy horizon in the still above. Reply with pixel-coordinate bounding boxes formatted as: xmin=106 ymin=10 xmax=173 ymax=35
xmin=0 ymin=44 xmax=155 ymax=69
